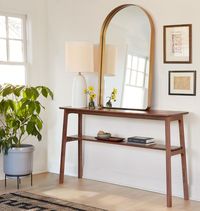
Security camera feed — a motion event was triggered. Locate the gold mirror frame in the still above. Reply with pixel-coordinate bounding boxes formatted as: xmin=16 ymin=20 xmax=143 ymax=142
xmin=98 ymin=4 xmax=155 ymax=110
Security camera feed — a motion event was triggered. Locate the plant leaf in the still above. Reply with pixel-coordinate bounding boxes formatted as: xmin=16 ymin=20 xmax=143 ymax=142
xmin=41 ymin=87 xmax=48 ymax=98
xmin=35 ymin=101 xmax=41 ymax=114
xmin=45 ymin=87 xmax=54 ymax=99
xmin=2 ymin=84 xmax=13 ymax=97
xmin=37 ymin=133 xmax=42 ymax=141
xmin=14 ymin=85 xmax=25 ymax=97
xmin=27 ymin=121 xmax=34 ymax=135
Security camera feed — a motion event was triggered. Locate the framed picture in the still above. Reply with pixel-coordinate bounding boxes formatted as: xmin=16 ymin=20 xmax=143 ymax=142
xmin=164 ymin=24 xmax=192 ymax=63
xmin=169 ymin=71 xmax=196 ymax=96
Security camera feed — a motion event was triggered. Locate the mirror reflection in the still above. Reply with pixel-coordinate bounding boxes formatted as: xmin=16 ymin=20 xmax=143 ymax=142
xmin=102 ymin=6 xmax=152 ymax=110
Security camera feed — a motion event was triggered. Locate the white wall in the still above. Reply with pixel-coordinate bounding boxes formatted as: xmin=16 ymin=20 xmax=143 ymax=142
xmin=0 ymin=0 xmax=49 ymax=179
xmin=46 ymin=0 xmax=200 ymax=202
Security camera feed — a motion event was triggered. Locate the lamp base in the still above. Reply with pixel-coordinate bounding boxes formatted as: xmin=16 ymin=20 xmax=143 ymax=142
xmin=72 ymin=73 xmax=87 ymax=108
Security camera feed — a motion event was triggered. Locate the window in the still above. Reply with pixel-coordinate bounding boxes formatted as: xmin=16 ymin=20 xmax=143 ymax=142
xmin=125 ymin=54 xmax=149 ymax=88
xmin=0 ymin=13 xmax=27 ymax=85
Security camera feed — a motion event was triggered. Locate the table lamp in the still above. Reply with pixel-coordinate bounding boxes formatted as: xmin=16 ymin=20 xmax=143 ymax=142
xmin=65 ymin=42 xmax=94 ymax=107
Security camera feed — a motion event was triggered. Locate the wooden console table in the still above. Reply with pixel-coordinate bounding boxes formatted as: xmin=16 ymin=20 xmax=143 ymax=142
xmin=59 ymin=107 xmax=189 ymax=207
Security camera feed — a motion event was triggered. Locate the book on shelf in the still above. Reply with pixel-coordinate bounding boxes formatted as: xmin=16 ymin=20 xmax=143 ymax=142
xmin=127 ymin=141 xmax=155 ymax=146
xmin=127 ymin=136 xmax=155 ymax=144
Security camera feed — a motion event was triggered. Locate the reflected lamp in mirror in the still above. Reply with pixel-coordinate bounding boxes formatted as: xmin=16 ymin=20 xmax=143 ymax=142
xmin=104 ymin=45 xmax=118 ymax=76
xmin=65 ymin=42 xmax=94 ymax=107
xmin=94 ymin=44 xmax=117 ymax=76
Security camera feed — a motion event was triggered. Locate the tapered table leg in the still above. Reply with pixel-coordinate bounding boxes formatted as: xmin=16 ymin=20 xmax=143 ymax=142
xmin=59 ymin=110 xmax=68 ymax=184
xmin=78 ymin=113 xmax=83 ymax=178
xmin=165 ymin=119 xmax=172 ymax=207
xmin=178 ymin=116 xmax=189 ymax=200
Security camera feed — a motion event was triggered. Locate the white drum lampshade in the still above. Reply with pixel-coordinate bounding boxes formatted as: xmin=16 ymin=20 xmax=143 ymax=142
xmin=65 ymin=42 xmax=94 ymax=107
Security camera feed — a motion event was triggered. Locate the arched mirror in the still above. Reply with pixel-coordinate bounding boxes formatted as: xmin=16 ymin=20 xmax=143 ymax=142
xmin=98 ymin=4 xmax=154 ymax=110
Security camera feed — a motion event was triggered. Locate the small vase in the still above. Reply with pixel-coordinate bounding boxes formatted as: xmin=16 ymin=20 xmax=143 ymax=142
xmin=88 ymin=100 xmax=95 ymax=109
xmin=106 ymin=100 xmax=112 ymax=108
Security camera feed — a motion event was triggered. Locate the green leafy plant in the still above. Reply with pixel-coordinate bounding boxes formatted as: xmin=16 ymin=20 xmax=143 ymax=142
xmin=0 ymin=84 xmax=53 ymax=154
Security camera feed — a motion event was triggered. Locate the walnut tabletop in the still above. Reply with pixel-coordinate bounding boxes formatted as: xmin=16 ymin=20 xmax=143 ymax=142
xmin=60 ymin=107 xmax=188 ymax=120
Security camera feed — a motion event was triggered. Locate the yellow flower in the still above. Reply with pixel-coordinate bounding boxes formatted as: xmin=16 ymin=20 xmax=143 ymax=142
xmin=85 ymin=86 xmax=96 ymax=103
xmin=113 ymin=88 xmax=117 ymax=94
xmin=107 ymin=88 xmax=117 ymax=102
xmin=88 ymin=86 xmax=94 ymax=92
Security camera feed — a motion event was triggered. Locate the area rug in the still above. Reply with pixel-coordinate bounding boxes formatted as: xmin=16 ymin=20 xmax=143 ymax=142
xmin=0 ymin=192 xmax=107 ymax=211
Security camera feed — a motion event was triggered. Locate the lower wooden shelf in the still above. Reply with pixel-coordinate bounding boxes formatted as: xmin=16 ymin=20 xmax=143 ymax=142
xmin=66 ymin=135 xmax=182 ymax=153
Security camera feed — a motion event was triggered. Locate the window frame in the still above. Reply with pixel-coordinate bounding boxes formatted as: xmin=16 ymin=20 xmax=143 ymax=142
xmin=125 ymin=54 xmax=148 ymax=89
xmin=0 ymin=11 xmax=27 ymax=84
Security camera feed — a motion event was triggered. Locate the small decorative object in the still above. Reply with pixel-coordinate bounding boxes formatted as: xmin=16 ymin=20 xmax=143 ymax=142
xmin=96 ymin=131 xmax=124 ymax=142
xmin=97 ymin=130 xmax=111 ymax=139
xmin=163 ymin=24 xmax=192 ymax=63
xmin=169 ymin=71 xmax=196 ymax=95
xmin=106 ymin=88 xmax=117 ymax=108
xmin=84 ymin=86 xmax=96 ymax=109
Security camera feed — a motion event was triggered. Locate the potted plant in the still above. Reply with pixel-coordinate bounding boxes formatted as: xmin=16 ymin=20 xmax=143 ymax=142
xmin=0 ymin=84 xmax=53 ymax=177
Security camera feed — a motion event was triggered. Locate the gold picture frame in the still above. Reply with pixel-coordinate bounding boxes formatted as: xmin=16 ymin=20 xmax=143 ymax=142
xmin=169 ymin=71 xmax=196 ymax=95
xmin=164 ymin=24 xmax=192 ymax=63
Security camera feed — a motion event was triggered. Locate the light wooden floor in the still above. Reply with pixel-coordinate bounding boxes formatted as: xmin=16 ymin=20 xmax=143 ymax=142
xmin=0 ymin=173 xmax=200 ymax=211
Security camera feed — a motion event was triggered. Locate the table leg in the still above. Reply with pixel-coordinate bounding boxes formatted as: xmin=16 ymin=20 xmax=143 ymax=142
xmin=59 ymin=110 xmax=68 ymax=184
xmin=78 ymin=113 xmax=83 ymax=178
xmin=165 ymin=119 xmax=172 ymax=207
xmin=178 ymin=116 xmax=189 ymax=200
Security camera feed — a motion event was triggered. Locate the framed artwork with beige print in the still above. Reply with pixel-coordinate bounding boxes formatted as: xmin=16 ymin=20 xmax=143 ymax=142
xmin=164 ymin=24 xmax=192 ymax=63
xmin=169 ymin=71 xmax=196 ymax=96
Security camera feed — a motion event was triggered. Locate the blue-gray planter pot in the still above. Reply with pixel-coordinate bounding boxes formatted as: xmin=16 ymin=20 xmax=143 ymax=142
xmin=3 ymin=144 xmax=35 ymax=176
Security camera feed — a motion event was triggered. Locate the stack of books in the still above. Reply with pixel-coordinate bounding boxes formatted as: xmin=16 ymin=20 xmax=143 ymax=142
xmin=127 ymin=136 xmax=155 ymax=145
